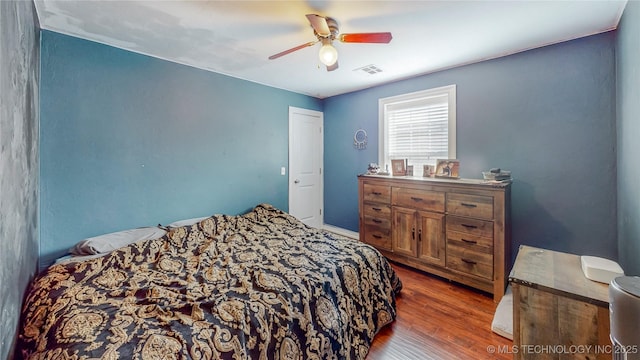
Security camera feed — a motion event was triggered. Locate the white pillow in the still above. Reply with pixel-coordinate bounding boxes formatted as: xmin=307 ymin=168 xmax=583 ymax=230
xmin=70 ymin=226 xmax=167 ymax=255
xmin=166 ymin=216 xmax=209 ymax=228
xmin=56 ymin=253 xmax=107 ymax=264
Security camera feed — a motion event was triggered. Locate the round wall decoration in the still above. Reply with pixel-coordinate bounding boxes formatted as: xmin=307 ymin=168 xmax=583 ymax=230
xmin=354 ymin=129 xmax=368 ymax=150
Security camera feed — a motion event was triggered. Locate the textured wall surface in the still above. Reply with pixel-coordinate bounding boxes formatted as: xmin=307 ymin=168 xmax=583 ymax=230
xmin=40 ymin=31 xmax=321 ymax=269
xmin=617 ymin=1 xmax=640 ymax=275
xmin=324 ymin=32 xmax=618 ymax=263
xmin=0 ymin=0 xmax=40 ymax=357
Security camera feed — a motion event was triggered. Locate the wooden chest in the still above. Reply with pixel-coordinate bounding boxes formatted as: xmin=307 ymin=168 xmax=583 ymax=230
xmin=509 ymin=245 xmax=611 ymax=360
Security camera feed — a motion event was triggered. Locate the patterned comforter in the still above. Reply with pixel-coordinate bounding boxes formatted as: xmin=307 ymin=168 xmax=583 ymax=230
xmin=16 ymin=204 xmax=401 ymax=359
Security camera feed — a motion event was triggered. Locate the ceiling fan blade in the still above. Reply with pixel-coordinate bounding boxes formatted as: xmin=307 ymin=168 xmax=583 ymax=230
xmin=339 ymin=32 xmax=393 ymax=44
xmin=327 ymin=61 xmax=339 ymax=72
xmin=306 ymin=14 xmax=331 ymax=37
xmin=268 ymin=41 xmax=317 ymax=60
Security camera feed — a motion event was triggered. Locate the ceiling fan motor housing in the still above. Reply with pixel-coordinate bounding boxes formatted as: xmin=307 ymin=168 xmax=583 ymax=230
xmin=324 ymin=17 xmax=339 ymax=40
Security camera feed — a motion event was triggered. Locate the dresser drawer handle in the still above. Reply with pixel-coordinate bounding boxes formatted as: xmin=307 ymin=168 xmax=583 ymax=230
xmin=461 ymin=238 xmax=477 ymax=245
xmin=372 ymin=219 xmax=383 ymax=224
xmin=461 ymin=224 xmax=478 ymax=229
xmin=461 ymin=202 xmax=477 ymax=208
xmin=371 ymin=207 xmax=382 ymax=211
xmin=461 ymin=258 xmax=477 ymax=265
xmin=372 ymin=234 xmax=382 ymax=239
xmin=371 ymin=191 xmax=383 ymax=195
xmin=410 ymin=197 xmax=423 ymax=202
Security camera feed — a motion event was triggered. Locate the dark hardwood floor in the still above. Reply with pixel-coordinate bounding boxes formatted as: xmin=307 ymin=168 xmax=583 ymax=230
xmin=368 ymin=262 xmax=513 ymax=359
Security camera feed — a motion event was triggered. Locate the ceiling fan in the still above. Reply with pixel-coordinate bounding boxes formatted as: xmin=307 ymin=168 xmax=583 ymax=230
xmin=268 ymin=14 xmax=393 ymax=72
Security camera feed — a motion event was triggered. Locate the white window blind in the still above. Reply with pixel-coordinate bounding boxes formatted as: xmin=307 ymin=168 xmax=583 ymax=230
xmin=379 ymin=85 xmax=456 ymax=173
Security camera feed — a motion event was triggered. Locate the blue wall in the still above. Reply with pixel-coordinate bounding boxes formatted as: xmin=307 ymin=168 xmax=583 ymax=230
xmin=40 ymin=28 xmax=622 ymax=269
xmin=616 ymin=1 xmax=640 ymax=275
xmin=40 ymin=31 xmax=321 ymax=267
xmin=324 ymin=32 xmax=618 ymax=263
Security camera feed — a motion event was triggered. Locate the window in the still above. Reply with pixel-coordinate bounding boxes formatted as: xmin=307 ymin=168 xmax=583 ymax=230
xmin=379 ymin=85 xmax=456 ymax=173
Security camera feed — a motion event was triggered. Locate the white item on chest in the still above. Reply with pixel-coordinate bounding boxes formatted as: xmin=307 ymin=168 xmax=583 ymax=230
xmin=580 ymin=255 xmax=624 ymax=284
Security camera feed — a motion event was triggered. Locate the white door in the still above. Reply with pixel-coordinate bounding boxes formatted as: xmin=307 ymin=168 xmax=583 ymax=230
xmin=289 ymin=106 xmax=323 ymax=228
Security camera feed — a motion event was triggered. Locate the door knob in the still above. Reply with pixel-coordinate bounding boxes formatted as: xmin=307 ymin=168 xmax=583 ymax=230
xmin=294 ymin=179 xmax=300 ymax=184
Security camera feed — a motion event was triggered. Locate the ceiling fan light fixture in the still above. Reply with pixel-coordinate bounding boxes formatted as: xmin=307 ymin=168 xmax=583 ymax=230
xmin=319 ymin=42 xmax=338 ymax=66
xmin=268 ymin=14 xmax=391 ymax=69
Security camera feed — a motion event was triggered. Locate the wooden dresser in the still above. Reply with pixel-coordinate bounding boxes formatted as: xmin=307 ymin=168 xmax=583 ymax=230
xmin=358 ymin=174 xmax=511 ymax=302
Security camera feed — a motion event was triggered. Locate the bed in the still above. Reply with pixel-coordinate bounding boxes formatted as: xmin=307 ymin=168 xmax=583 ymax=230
xmin=16 ymin=204 xmax=401 ymax=359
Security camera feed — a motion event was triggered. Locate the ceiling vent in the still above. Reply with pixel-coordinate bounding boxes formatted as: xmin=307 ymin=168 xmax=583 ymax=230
xmin=354 ymin=64 xmax=383 ymax=75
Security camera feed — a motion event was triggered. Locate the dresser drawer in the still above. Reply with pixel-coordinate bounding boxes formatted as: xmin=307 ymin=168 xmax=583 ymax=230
xmin=363 ymin=203 xmax=391 ymax=217
xmin=446 ymin=216 xmax=493 ymax=238
xmin=447 ymin=244 xmax=493 ymax=279
xmin=392 ymin=188 xmax=445 ymax=212
xmin=363 ymin=183 xmax=391 ymax=203
xmin=447 ymin=193 xmax=493 ymax=220
xmin=364 ymin=214 xmax=391 ymax=229
xmin=447 ymin=230 xmax=493 ymax=253
xmin=363 ymin=224 xmax=391 ymax=250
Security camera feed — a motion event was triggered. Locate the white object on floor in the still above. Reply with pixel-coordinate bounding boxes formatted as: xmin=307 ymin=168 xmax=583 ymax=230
xmin=491 ymin=285 xmax=513 ymax=340
xmin=581 ymin=256 xmax=624 ymax=284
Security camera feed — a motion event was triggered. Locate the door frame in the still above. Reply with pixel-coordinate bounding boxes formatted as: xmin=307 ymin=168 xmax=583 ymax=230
xmin=288 ymin=106 xmax=324 ymax=226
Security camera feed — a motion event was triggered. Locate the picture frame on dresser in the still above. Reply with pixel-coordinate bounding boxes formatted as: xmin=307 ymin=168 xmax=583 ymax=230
xmin=391 ymin=159 xmax=406 ymax=176
xmin=423 ymin=164 xmax=435 ymax=177
xmin=406 ymin=165 xmax=413 ymax=176
xmin=435 ymin=159 xmax=460 ymax=178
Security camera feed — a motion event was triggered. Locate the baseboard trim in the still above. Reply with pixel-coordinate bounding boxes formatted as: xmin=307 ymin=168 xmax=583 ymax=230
xmin=322 ymin=224 xmax=359 ymax=240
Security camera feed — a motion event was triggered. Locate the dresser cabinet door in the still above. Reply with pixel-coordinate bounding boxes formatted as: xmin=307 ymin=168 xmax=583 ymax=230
xmin=392 ymin=208 xmax=445 ymax=264
xmin=392 ymin=207 xmax=418 ymax=257
xmin=416 ymin=211 xmax=446 ymax=266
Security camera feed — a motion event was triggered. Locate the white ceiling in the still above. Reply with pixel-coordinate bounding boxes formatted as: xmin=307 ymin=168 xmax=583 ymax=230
xmin=34 ymin=0 xmax=627 ymax=99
